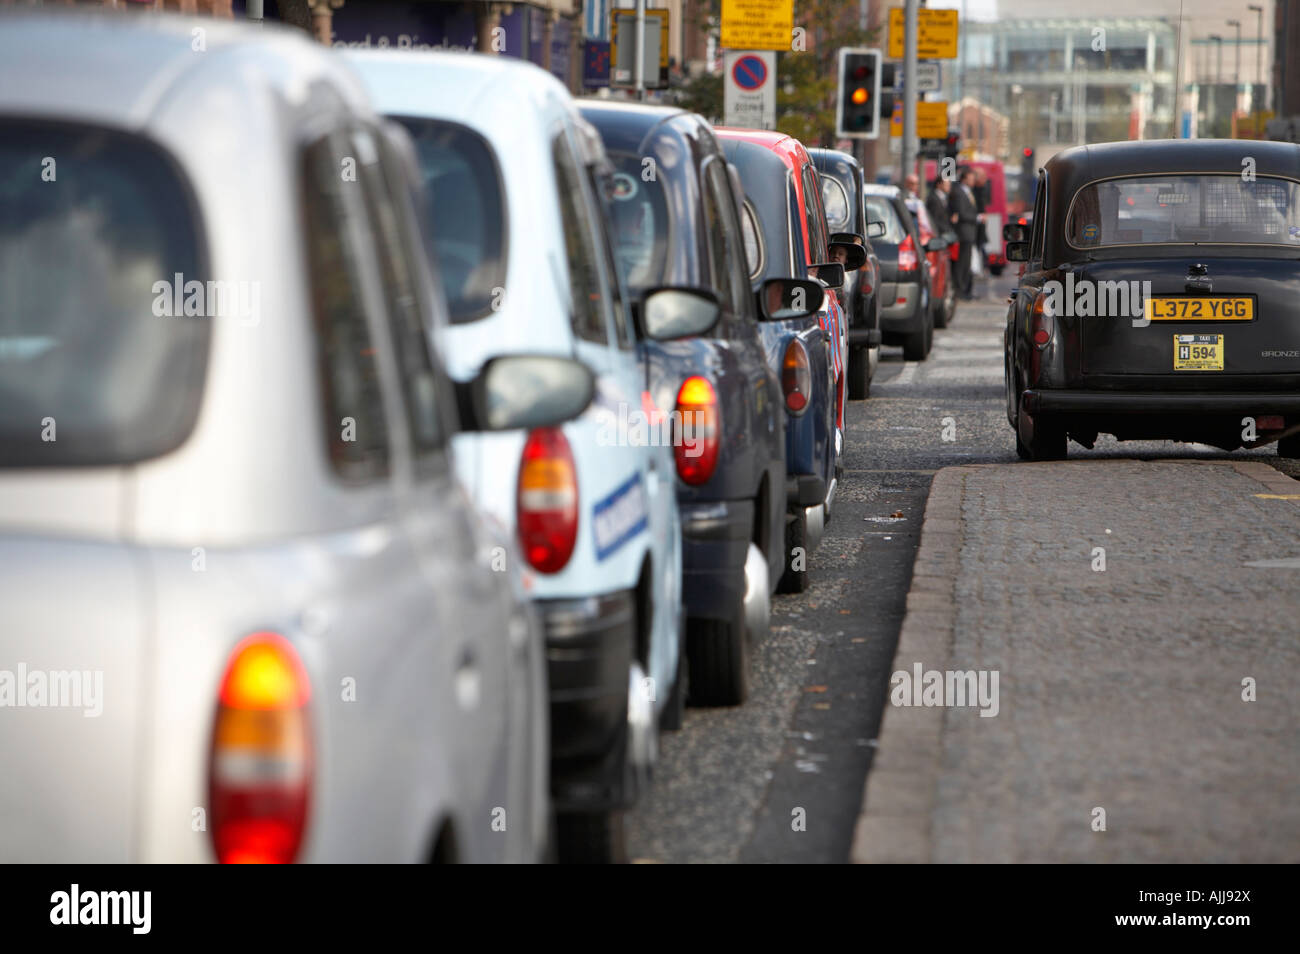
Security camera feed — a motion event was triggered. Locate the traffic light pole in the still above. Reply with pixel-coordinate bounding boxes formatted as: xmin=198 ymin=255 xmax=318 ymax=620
xmin=902 ymin=0 xmax=919 ymax=188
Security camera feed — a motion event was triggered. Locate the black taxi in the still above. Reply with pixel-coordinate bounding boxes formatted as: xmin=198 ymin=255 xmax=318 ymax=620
xmin=1005 ymin=139 xmax=1300 ymax=460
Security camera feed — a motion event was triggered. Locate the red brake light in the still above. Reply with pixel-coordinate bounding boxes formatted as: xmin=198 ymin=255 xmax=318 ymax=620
xmin=518 ymin=427 xmax=579 ymax=573
xmin=898 ymin=233 xmax=918 ymax=272
xmin=781 ymin=339 xmax=812 ymax=415
xmin=1031 ymin=290 xmax=1055 ymax=351
xmin=675 ymin=375 xmax=720 ymax=485
xmin=209 ymin=632 xmax=312 ymax=864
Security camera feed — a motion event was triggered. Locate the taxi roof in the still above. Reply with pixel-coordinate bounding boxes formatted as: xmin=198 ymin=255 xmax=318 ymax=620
xmin=713 ymin=127 xmax=806 ymax=171
xmin=1046 ymin=139 xmax=1300 ymax=186
xmin=0 ymin=9 xmax=368 ymax=132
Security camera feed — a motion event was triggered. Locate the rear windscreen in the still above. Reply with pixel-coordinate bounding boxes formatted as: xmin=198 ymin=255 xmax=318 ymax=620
xmin=391 ymin=117 xmax=507 ymax=323
xmin=1067 ymin=174 xmax=1300 ymax=248
xmin=606 ymin=152 xmax=670 ymax=293
xmin=0 ymin=121 xmax=208 ymax=466
xmin=821 ymin=175 xmax=851 ymax=232
xmin=865 ymin=196 xmax=907 ymax=244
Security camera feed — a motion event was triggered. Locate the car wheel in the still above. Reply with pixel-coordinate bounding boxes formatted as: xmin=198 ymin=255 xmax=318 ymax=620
xmin=659 ymin=615 xmax=687 ymax=731
xmin=1017 ymin=415 xmax=1067 ymax=461
xmin=556 ymin=810 xmax=627 ymax=864
xmin=848 ymin=345 xmax=870 ymax=399
xmin=990 ymin=264 xmax=1005 ymax=277
xmin=776 ymin=508 xmax=809 ymax=593
xmin=686 ymin=591 xmax=749 ymax=707
xmin=902 ymin=305 xmax=930 ymax=361
xmin=1278 ymin=432 xmax=1300 ymax=458
xmin=932 ymin=279 xmax=951 ymax=330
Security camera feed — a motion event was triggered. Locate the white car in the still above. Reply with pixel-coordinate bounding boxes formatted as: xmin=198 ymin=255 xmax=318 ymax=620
xmin=346 ymin=50 xmax=718 ymax=862
xmin=0 ymin=12 xmax=583 ymax=863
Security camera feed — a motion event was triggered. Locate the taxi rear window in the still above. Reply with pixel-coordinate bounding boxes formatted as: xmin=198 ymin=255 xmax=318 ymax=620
xmin=605 ymin=152 xmax=670 ymax=293
xmin=391 ymin=117 xmax=507 ymax=324
xmin=865 ymin=196 xmax=907 ymax=244
xmin=1067 ymin=174 xmax=1300 ymax=248
xmin=0 ymin=121 xmax=208 ymax=467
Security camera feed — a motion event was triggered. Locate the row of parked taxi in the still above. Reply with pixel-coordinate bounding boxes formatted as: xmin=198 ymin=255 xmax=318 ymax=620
xmin=0 ymin=11 xmax=931 ymax=864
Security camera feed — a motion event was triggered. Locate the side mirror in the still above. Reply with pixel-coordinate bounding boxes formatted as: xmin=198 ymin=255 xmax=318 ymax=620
xmin=1005 ymin=241 xmax=1031 ymax=263
xmin=828 ymin=241 xmax=868 ymax=271
xmin=809 ymin=262 xmax=846 ymax=289
xmin=1003 ymin=223 xmax=1027 ymax=242
xmin=829 ymin=231 xmax=864 ymax=246
xmin=925 ymin=237 xmax=947 ymax=252
xmin=757 ymin=277 xmax=825 ymax=320
xmin=640 ymin=286 xmax=721 ymax=340
xmin=457 ymin=355 xmax=595 ymax=432
xmin=867 ymin=220 xmax=886 ymax=239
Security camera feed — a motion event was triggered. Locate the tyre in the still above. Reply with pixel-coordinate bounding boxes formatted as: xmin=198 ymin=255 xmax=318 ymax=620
xmin=902 ymin=309 xmax=930 ymax=361
xmin=659 ymin=624 xmax=687 ymax=731
xmin=931 ymin=290 xmax=946 ymax=330
xmin=556 ymin=810 xmax=627 ymax=864
xmin=685 ymin=592 xmax=749 ymax=706
xmin=1016 ymin=415 xmax=1067 ymax=461
xmin=1278 ymin=432 xmax=1300 ymax=459
xmin=776 ymin=507 xmax=809 ymax=594
xmin=990 ymin=264 xmax=1005 ymax=277
xmin=848 ymin=345 xmax=870 ymax=399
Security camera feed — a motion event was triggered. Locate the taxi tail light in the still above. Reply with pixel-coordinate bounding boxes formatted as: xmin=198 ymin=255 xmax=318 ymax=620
xmin=898 ymin=234 xmax=919 ymax=272
xmin=675 ymin=375 xmax=720 ymax=485
xmin=782 ymin=339 xmax=812 ymax=416
xmin=518 ymin=427 xmax=579 ymax=573
xmin=1031 ymin=289 xmax=1055 ymax=351
xmin=209 ymin=632 xmax=312 ymax=864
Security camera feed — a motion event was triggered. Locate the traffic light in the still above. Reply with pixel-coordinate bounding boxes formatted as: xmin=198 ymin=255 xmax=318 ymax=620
xmin=1021 ymin=146 xmax=1035 ymax=180
xmin=837 ymin=48 xmax=881 ymax=140
xmin=944 ymin=130 xmax=961 ymax=160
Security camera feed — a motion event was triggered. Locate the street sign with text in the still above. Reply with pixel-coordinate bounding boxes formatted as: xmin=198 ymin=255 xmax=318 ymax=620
xmin=725 ymin=50 xmax=776 ymax=130
xmin=720 ymin=0 xmax=793 ymax=52
xmin=887 ymin=8 xmax=959 ymax=60
xmin=891 ymin=100 xmax=948 ymax=139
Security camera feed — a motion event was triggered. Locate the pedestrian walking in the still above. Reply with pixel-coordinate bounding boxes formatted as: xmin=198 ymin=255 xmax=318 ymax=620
xmin=949 ymin=166 xmax=980 ymax=300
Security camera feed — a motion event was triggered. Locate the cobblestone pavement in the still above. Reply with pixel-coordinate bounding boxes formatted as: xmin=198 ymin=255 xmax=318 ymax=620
xmin=857 ymin=458 xmax=1300 ymax=863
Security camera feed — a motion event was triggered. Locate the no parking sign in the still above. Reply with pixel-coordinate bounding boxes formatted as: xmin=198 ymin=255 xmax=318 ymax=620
xmin=724 ymin=50 xmax=776 ymax=130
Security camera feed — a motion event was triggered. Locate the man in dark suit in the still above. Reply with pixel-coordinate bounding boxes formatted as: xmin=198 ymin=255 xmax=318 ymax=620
xmin=926 ymin=175 xmax=953 ymax=238
xmin=949 ymin=166 xmax=980 ymax=300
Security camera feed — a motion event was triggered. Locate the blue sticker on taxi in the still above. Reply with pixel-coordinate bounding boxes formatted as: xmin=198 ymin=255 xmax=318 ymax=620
xmin=592 ymin=474 xmax=648 ymax=561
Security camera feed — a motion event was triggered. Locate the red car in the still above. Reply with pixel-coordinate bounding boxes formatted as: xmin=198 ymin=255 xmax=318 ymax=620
xmin=905 ymin=196 xmax=955 ymax=330
xmin=715 ymin=127 xmax=852 ymax=439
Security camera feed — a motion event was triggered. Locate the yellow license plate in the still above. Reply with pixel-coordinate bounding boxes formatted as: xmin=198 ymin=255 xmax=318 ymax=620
xmin=1174 ymin=334 xmax=1224 ymax=371
xmin=1145 ymin=297 xmax=1253 ymax=320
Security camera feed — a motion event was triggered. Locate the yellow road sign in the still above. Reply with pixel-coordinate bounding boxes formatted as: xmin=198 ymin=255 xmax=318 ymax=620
xmin=888 ymin=8 xmax=959 ymax=60
xmin=610 ymin=8 xmax=671 ymax=87
xmin=720 ymin=0 xmax=793 ymax=52
xmin=890 ymin=100 xmax=949 ymax=139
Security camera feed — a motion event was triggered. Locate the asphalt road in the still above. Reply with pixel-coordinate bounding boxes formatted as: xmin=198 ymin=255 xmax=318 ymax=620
xmin=625 ymin=270 xmax=1297 ymax=863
